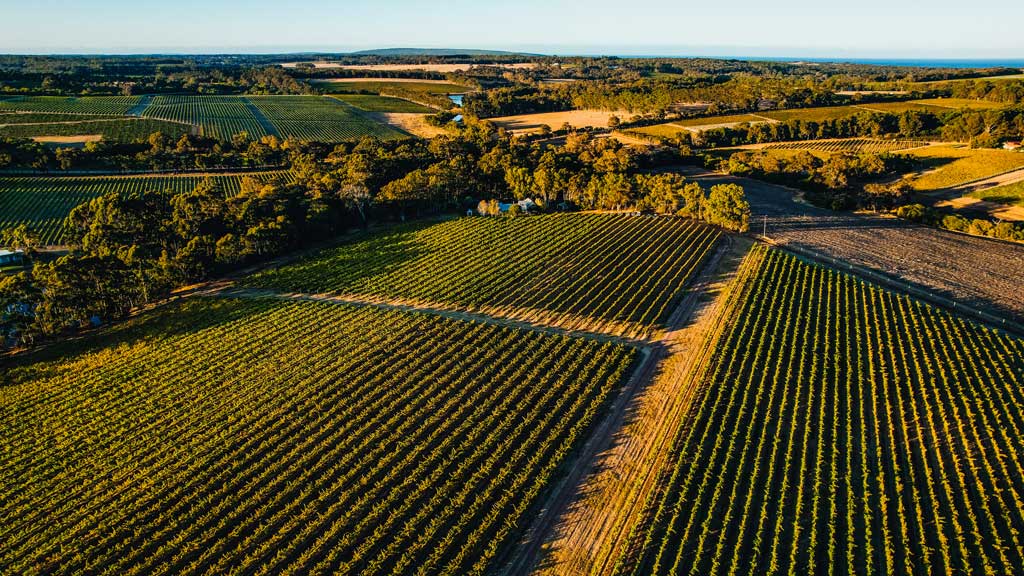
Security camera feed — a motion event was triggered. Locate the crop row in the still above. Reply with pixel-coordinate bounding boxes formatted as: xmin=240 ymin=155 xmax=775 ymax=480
xmin=245 ymin=213 xmax=721 ymax=334
xmin=0 ymin=297 xmax=636 ymax=576
xmin=0 ymin=96 xmax=142 ymax=115
xmin=140 ymin=96 xmax=272 ymax=140
xmin=617 ymin=246 xmax=1024 ymax=576
xmin=0 ymin=171 xmax=293 ymax=244
xmin=760 ymin=138 xmax=928 ymax=153
xmin=0 ymin=118 xmax=190 ymax=143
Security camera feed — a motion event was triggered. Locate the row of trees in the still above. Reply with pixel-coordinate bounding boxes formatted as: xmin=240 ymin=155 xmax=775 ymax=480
xmin=642 ymin=107 xmax=1024 ymax=150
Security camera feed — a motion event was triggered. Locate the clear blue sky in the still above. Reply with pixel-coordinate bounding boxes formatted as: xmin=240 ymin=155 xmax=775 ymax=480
xmin=1 ymin=0 xmax=1021 ymax=57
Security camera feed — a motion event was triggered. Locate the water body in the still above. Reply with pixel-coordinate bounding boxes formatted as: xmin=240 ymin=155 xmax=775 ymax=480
xmin=448 ymin=94 xmax=464 ymax=106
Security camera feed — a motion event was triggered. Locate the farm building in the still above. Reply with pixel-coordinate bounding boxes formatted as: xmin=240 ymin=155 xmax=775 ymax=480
xmin=498 ymin=198 xmax=538 ymax=213
xmin=0 ymin=249 xmax=25 ymax=266
xmin=1004 ymin=141 xmax=1022 ymax=150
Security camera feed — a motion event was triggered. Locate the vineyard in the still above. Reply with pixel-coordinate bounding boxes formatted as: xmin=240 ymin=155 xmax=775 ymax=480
xmin=617 ymin=246 xmax=1024 ymax=576
xmin=903 ymin=144 xmax=1024 ymax=190
xmin=140 ymin=95 xmax=273 ymax=140
xmin=0 ymin=118 xmax=190 ymax=143
xmin=0 ymin=171 xmax=293 ymax=244
xmin=330 ymin=94 xmax=435 ymax=113
xmin=245 ymin=213 xmax=721 ymax=336
xmin=248 ymin=96 xmax=407 ymax=141
xmin=0 ymin=297 xmax=637 ymax=576
xmin=758 ymin=138 xmax=929 ymax=153
xmin=137 ymin=95 xmax=407 ymax=142
xmin=0 ymin=95 xmax=142 ymax=115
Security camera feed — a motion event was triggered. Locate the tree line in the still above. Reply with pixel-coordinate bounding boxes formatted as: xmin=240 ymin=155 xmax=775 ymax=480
xmin=0 ymin=124 xmax=747 ymax=349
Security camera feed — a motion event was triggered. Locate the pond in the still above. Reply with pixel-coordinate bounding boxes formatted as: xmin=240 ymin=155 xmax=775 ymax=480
xmin=448 ymin=94 xmax=464 ymax=106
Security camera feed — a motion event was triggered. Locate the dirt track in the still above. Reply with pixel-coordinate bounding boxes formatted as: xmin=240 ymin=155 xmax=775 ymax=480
xmin=679 ymin=167 xmax=1024 ymax=321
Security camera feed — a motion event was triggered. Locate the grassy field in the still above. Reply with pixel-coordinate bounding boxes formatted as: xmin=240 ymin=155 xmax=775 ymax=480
xmin=903 ymin=145 xmax=1024 ymax=190
xmin=0 ymin=171 xmax=294 ymax=244
xmin=329 ymin=94 xmax=434 ymax=113
xmin=245 ymin=214 xmax=720 ymax=336
xmin=1 ymin=297 xmax=636 ymax=576
xmin=0 ymin=118 xmax=190 ymax=143
xmin=970 ymin=179 xmax=1024 ymax=206
xmin=619 ymin=246 xmax=1024 ymax=576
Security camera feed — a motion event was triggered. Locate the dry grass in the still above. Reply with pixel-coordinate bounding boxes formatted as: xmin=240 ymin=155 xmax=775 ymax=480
xmin=31 ymin=134 xmax=102 ymax=144
xmin=487 ymin=109 xmax=632 ymax=133
xmin=372 ymin=112 xmax=449 ymax=138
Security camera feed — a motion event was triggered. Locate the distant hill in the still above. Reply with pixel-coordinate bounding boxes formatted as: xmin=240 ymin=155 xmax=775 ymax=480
xmin=349 ymin=48 xmax=544 ymax=57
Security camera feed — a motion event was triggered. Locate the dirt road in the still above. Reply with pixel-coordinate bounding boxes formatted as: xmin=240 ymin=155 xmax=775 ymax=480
xmin=678 ymin=167 xmax=1024 ymax=321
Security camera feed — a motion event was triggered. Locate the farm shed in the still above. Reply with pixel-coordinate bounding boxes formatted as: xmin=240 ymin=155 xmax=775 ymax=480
xmin=0 ymin=249 xmax=25 ymax=266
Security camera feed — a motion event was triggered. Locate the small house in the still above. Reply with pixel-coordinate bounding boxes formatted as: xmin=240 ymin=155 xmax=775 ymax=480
xmin=0 ymin=249 xmax=24 ymax=266
xmin=1004 ymin=141 xmax=1022 ymax=151
xmin=497 ymin=198 xmax=538 ymax=214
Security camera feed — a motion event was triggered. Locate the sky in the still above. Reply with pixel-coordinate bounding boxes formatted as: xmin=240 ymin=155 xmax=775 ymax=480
xmin=1 ymin=0 xmax=1022 ymax=58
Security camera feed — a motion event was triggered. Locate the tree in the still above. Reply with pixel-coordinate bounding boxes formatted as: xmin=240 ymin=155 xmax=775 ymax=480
xmin=705 ymin=183 xmax=751 ymax=232
xmin=679 ymin=182 xmax=707 ymax=220
xmin=608 ymin=115 xmax=621 ymax=129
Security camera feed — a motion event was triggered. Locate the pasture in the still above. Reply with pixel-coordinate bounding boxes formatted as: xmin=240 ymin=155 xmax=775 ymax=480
xmin=0 ymin=297 xmax=636 ymax=576
xmin=619 ymin=246 xmax=1024 ymax=576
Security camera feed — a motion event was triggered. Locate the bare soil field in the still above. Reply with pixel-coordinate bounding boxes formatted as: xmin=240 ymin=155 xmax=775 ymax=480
xmin=489 ymin=110 xmax=633 ymax=133
xmin=372 ymin=112 xmax=449 ymax=138
xmin=282 ymin=62 xmax=536 ymax=72
xmin=679 ymin=167 xmax=1024 ymax=321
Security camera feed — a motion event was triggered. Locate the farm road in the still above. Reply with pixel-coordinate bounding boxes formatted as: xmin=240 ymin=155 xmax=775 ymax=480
xmin=678 ymin=167 xmax=1024 ymax=321
xmin=210 ymin=288 xmax=654 ymax=349
xmin=240 ymin=98 xmax=280 ymax=138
